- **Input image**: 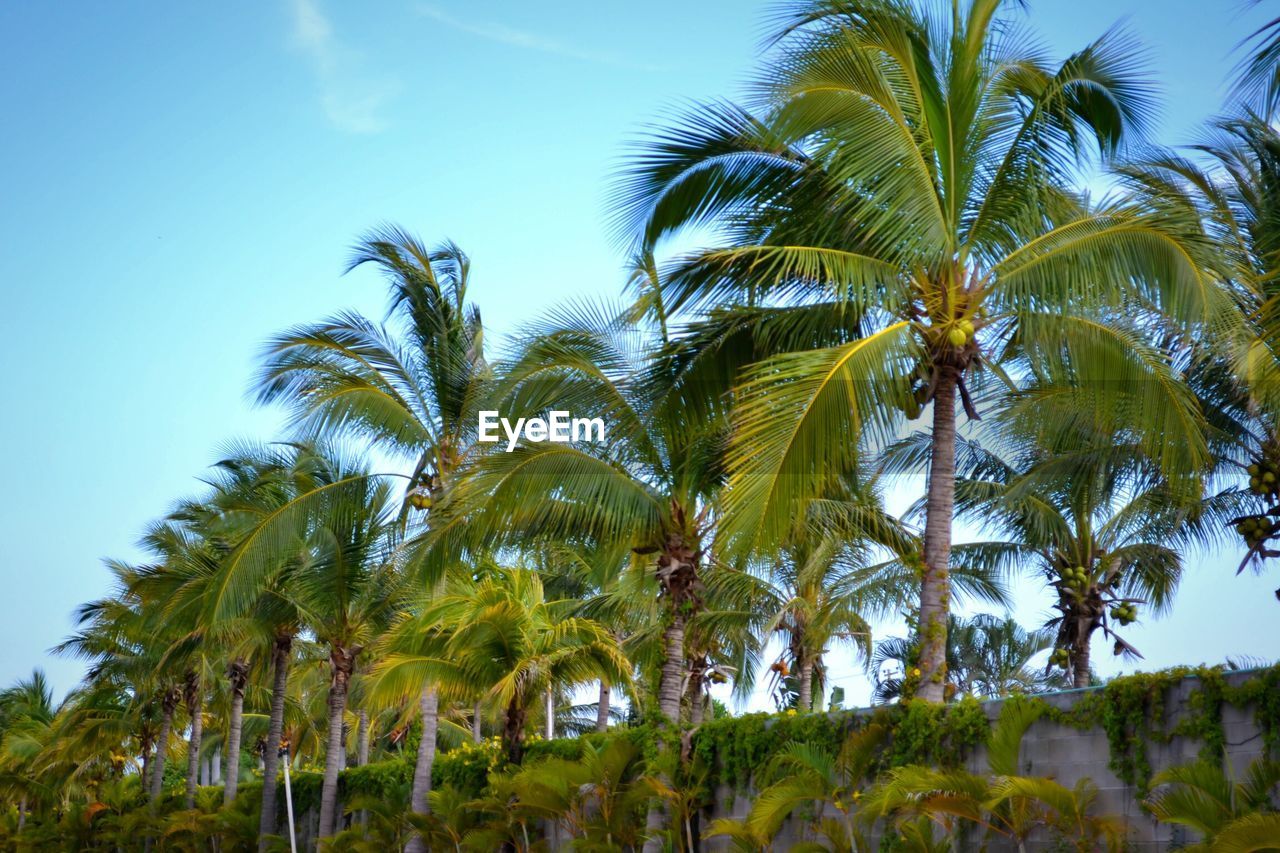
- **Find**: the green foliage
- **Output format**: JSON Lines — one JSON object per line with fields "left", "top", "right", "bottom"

{"left": 888, "top": 697, "right": 989, "bottom": 768}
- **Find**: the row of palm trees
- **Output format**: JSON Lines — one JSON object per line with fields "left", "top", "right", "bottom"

{"left": 8, "top": 0, "right": 1280, "bottom": 846}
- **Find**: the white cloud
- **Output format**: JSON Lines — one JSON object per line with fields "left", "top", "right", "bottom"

{"left": 289, "top": 0, "right": 400, "bottom": 134}
{"left": 418, "top": 4, "right": 664, "bottom": 71}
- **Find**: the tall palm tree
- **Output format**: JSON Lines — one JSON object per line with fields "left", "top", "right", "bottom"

{"left": 255, "top": 227, "right": 488, "bottom": 845}
{"left": 1136, "top": 116, "right": 1280, "bottom": 589}
{"left": 431, "top": 303, "right": 725, "bottom": 728}
{"left": 291, "top": 458, "right": 401, "bottom": 839}
{"left": 54, "top": 564, "right": 182, "bottom": 804}
{"left": 427, "top": 303, "right": 727, "bottom": 846}
{"left": 615, "top": 0, "right": 1230, "bottom": 700}
{"left": 375, "top": 567, "right": 630, "bottom": 765}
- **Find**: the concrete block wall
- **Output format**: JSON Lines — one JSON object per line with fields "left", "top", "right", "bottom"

{"left": 702, "top": 670, "right": 1272, "bottom": 851}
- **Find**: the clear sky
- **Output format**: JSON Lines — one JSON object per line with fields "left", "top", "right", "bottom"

{"left": 3, "top": 0, "right": 1278, "bottom": 706}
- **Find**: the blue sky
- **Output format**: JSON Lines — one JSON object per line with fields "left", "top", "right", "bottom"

{"left": 2, "top": 0, "right": 1278, "bottom": 705}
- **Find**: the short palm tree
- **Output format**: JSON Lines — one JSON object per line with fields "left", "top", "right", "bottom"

{"left": 707, "top": 722, "right": 889, "bottom": 851}
{"left": 870, "top": 614, "right": 1058, "bottom": 703}
{"left": 616, "top": 0, "right": 1231, "bottom": 701}
{"left": 0, "top": 671, "right": 58, "bottom": 829}
{"left": 374, "top": 567, "right": 629, "bottom": 765}
{"left": 866, "top": 699, "right": 1124, "bottom": 851}
{"left": 942, "top": 433, "right": 1231, "bottom": 686}
{"left": 256, "top": 226, "right": 488, "bottom": 845}
{"left": 1145, "top": 755, "right": 1280, "bottom": 849}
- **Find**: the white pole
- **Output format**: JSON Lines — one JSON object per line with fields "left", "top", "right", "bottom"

{"left": 281, "top": 748, "right": 298, "bottom": 853}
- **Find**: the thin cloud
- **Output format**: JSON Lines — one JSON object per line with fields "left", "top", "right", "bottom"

{"left": 289, "top": 0, "right": 400, "bottom": 134}
{"left": 418, "top": 4, "right": 665, "bottom": 71}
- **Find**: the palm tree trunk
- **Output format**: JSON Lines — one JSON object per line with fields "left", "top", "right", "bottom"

{"left": 656, "top": 613, "right": 686, "bottom": 723}
{"left": 258, "top": 634, "right": 292, "bottom": 850}
{"left": 318, "top": 645, "right": 358, "bottom": 835}
{"left": 503, "top": 696, "right": 528, "bottom": 765}
{"left": 545, "top": 686, "right": 555, "bottom": 740}
{"left": 356, "top": 710, "right": 370, "bottom": 765}
{"left": 318, "top": 647, "right": 356, "bottom": 840}
{"left": 224, "top": 659, "right": 248, "bottom": 805}
{"left": 596, "top": 682, "right": 610, "bottom": 733}
{"left": 918, "top": 367, "right": 958, "bottom": 703}
{"left": 151, "top": 690, "right": 178, "bottom": 803}
{"left": 17, "top": 796, "right": 26, "bottom": 831}
{"left": 140, "top": 732, "right": 153, "bottom": 794}
{"left": 643, "top": 611, "right": 686, "bottom": 853}
{"left": 405, "top": 686, "right": 440, "bottom": 853}
{"left": 1073, "top": 637, "right": 1092, "bottom": 689}
{"left": 798, "top": 659, "right": 814, "bottom": 712}
{"left": 472, "top": 700, "right": 483, "bottom": 743}
{"left": 183, "top": 674, "right": 204, "bottom": 809}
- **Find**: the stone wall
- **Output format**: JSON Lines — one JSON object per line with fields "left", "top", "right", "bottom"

{"left": 702, "top": 669, "right": 1272, "bottom": 851}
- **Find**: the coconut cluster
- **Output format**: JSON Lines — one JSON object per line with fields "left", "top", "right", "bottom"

{"left": 1058, "top": 564, "right": 1090, "bottom": 594}
{"left": 1049, "top": 647, "right": 1070, "bottom": 669}
{"left": 408, "top": 490, "right": 432, "bottom": 510}
{"left": 946, "top": 319, "right": 976, "bottom": 348}
{"left": 1235, "top": 514, "right": 1272, "bottom": 548}
{"left": 1110, "top": 602, "right": 1138, "bottom": 625}
{"left": 1248, "top": 458, "right": 1280, "bottom": 497}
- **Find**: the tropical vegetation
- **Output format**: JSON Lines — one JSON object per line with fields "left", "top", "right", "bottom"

{"left": 6, "top": 0, "right": 1280, "bottom": 849}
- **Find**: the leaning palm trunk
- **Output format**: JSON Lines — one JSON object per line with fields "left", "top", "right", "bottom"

{"left": 404, "top": 686, "right": 440, "bottom": 853}
{"left": 224, "top": 659, "right": 248, "bottom": 804}
{"left": 150, "top": 688, "right": 179, "bottom": 803}
{"left": 472, "top": 700, "right": 483, "bottom": 743}
{"left": 183, "top": 673, "right": 204, "bottom": 809}
{"left": 318, "top": 646, "right": 357, "bottom": 839}
{"left": 918, "top": 369, "right": 958, "bottom": 703}
{"left": 258, "top": 635, "right": 292, "bottom": 849}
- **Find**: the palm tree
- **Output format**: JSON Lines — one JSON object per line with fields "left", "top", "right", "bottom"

{"left": 707, "top": 722, "right": 889, "bottom": 851}
{"left": 718, "top": 476, "right": 926, "bottom": 712}
{"left": 1146, "top": 755, "right": 1280, "bottom": 849}
{"left": 431, "top": 302, "right": 724, "bottom": 728}
{"left": 940, "top": 433, "right": 1231, "bottom": 687}
{"left": 871, "top": 614, "right": 1060, "bottom": 703}
{"left": 374, "top": 567, "right": 630, "bottom": 765}
{"left": 53, "top": 564, "right": 181, "bottom": 804}
{"left": 865, "top": 699, "right": 1124, "bottom": 851}
{"left": 426, "top": 301, "right": 726, "bottom": 845}
{"left": 1136, "top": 116, "right": 1280, "bottom": 588}
{"left": 0, "top": 671, "right": 58, "bottom": 830}
{"left": 255, "top": 227, "right": 488, "bottom": 845}
{"left": 616, "top": 0, "right": 1230, "bottom": 701}
{"left": 292, "top": 458, "right": 401, "bottom": 839}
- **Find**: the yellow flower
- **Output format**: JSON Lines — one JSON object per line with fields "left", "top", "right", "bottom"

{"left": 786, "top": 709, "right": 797, "bottom": 716}
{"left": 911, "top": 668, "right": 921, "bottom": 677}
